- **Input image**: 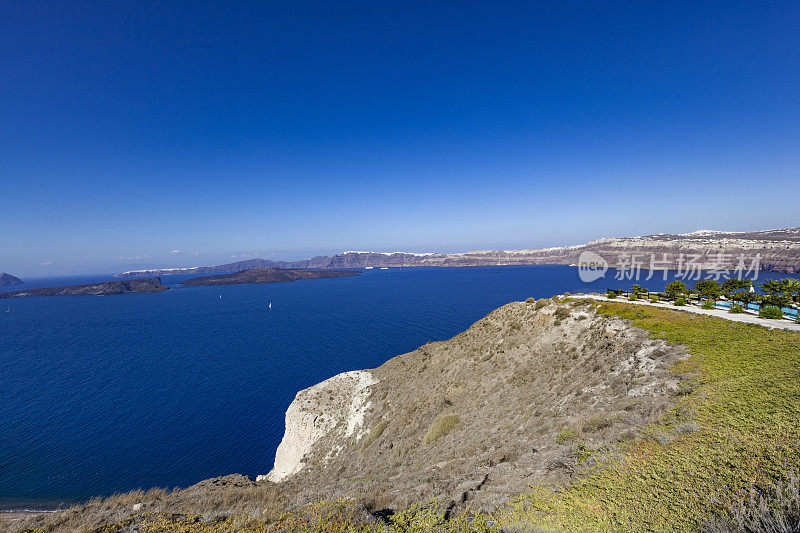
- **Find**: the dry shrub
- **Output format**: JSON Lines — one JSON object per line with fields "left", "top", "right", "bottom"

{"left": 5, "top": 477, "right": 286, "bottom": 533}
{"left": 703, "top": 471, "right": 800, "bottom": 532}
{"left": 361, "top": 420, "right": 390, "bottom": 450}
{"left": 584, "top": 414, "right": 614, "bottom": 432}
{"left": 553, "top": 307, "right": 571, "bottom": 323}
{"left": 424, "top": 414, "right": 461, "bottom": 444}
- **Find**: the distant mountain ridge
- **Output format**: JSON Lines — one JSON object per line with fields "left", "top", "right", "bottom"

{"left": 115, "top": 227, "right": 800, "bottom": 277}
{"left": 116, "top": 257, "right": 332, "bottom": 277}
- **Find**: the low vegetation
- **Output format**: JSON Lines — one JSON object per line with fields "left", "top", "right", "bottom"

{"left": 759, "top": 305, "right": 784, "bottom": 319}
{"left": 555, "top": 428, "right": 578, "bottom": 444}
{"left": 496, "top": 302, "right": 800, "bottom": 531}
{"left": 703, "top": 472, "right": 800, "bottom": 532}
{"left": 423, "top": 414, "right": 461, "bottom": 444}
{"left": 361, "top": 420, "right": 390, "bottom": 450}
{"left": 5, "top": 477, "right": 287, "bottom": 533}
{"left": 534, "top": 298, "right": 550, "bottom": 310}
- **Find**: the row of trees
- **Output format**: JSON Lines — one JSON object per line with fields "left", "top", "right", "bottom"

{"left": 661, "top": 278, "right": 800, "bottom": 309}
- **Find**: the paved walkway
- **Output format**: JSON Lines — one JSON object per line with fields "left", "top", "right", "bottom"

{"left": 573, "top": 293, "right": 800, "bottom": 332}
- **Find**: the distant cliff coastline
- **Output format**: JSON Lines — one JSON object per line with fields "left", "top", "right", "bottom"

{"left": 0, "top": 277, "right": 168, "bottom": 298}
{"left": 181, "top": 267, "right": 360, "bottom": 286}
{"left": 115, "top": 227, "right": 800, "bottom": 277}
{"left": 0, "top": 273, "right": 24, "bottom": 286}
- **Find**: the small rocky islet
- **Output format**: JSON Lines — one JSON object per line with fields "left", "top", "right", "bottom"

{"left": 0, "top": 272, "right": 24, "bottom": 286}
{"left": 181, "top": 267, "right": 360, "bottom": 286}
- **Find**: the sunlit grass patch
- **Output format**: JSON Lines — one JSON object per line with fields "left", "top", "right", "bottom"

{"left": 424, "top": 414, "right": 461, "bottom": 444}
{"left": 495, "top": 302, "right": 800, "bottom": 531}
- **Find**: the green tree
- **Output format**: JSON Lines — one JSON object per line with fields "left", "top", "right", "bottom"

{"left": 721, "top": 278, "right": 751, "bottom": 294}
{"left": 735, "top": 290, "right": 759, "bottom": 310}
{"left": 694, "top": 279, "right": 721, "bottom": 302}
{"left": 630, "top": 284, "right": 649, "bottom": 296}
{"left": 761, "top": 279, "right": 784, "bottom": 295}
{"left": 761, "top": 279, "right": 792, "bottom": 309}
{"left": 780, "top": 278, "right": 800, "bottom": 303}
{"left": 765, "top": 292, "right": 792, "bottom": 309}
{"left": 721, "top": 278, "right": 752, "bottom": 305}
{"left": 664, "top": 281, "right": 689, "bottom": 300}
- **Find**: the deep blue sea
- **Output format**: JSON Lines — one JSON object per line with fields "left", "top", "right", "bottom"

{"left": 1, "top": 266, "right": 797, "bottom": 510}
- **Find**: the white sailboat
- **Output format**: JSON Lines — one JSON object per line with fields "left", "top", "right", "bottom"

{"left": 268, "top": 302, "right": 272, "bottom": 309}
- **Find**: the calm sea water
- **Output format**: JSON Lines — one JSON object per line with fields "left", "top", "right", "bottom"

{"left": 1, "top": 266, "right": 797, "bottom": 510}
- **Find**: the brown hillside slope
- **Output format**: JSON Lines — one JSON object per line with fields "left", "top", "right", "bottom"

{"left": 270, "top": 297, "right": 688, "bottom": 513}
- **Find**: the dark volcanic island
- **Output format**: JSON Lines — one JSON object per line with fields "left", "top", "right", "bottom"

{"left": 181, "top": 267, "right": 360, "bottom": 286}
{"left": 0, "top": 273, "right": 24, "bottom": 286}
{"left": 0, "top": 277, "right": 168, "bottom": 298}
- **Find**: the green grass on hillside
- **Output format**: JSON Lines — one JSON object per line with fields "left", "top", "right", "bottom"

{"left": 361, "top": 420, "right": 390, "bottom": 450}
{"left": 423, "top": 414, "right": 461, "bottom": 444}
{"left": 498, "top": 302, "right": 800, "bottom": 532}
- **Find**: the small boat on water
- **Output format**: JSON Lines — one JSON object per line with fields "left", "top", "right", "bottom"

{"left": 5, "top": 306, "right": 13, "bottom": 313}
{"left": 268, "top": 302, "right": 272, "bottom": 309}
{"left": 219, "top": 294, "right": 222, "bottom": 299}
{"left": 380, "top": 267, "right": 389, "bottom": 270}
{"left": 364, "top": 266, "right": 374, "bottom": 270}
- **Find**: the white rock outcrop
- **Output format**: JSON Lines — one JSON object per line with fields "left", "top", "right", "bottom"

{"left": 258, "top": 370, "right": 378, "bottom": 483}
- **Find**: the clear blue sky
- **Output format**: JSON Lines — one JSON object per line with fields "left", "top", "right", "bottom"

{"left": 2, "top": 1, "right": 799, "bottom": 276}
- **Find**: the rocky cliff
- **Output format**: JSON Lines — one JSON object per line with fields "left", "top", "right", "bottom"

{"left": 259, "top": 297, "right": 688, "bottom": 512}
{"left": 258, "top": 371, "right": 378, "bottom": 483}
{"left": 0, "top": 277, "right": 168, "bottom": 298}
{"left": 324, "top": 228, "right": 800, "bottom": 272}
{"left": 0, "top": 273, "right": 24, "bottom": 286}
{"left": 116, "top": 227, "right": 800, "bottom": 277}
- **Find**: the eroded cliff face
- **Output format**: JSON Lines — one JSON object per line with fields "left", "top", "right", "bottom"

{"left": 260, "top": 297, "right": 689, "bottom": 512}
{"left": 259, "top": 370, "right": 378, "bottom": 483}
{"left": 324, "top": 229, "right": 800, "bottom": 272}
